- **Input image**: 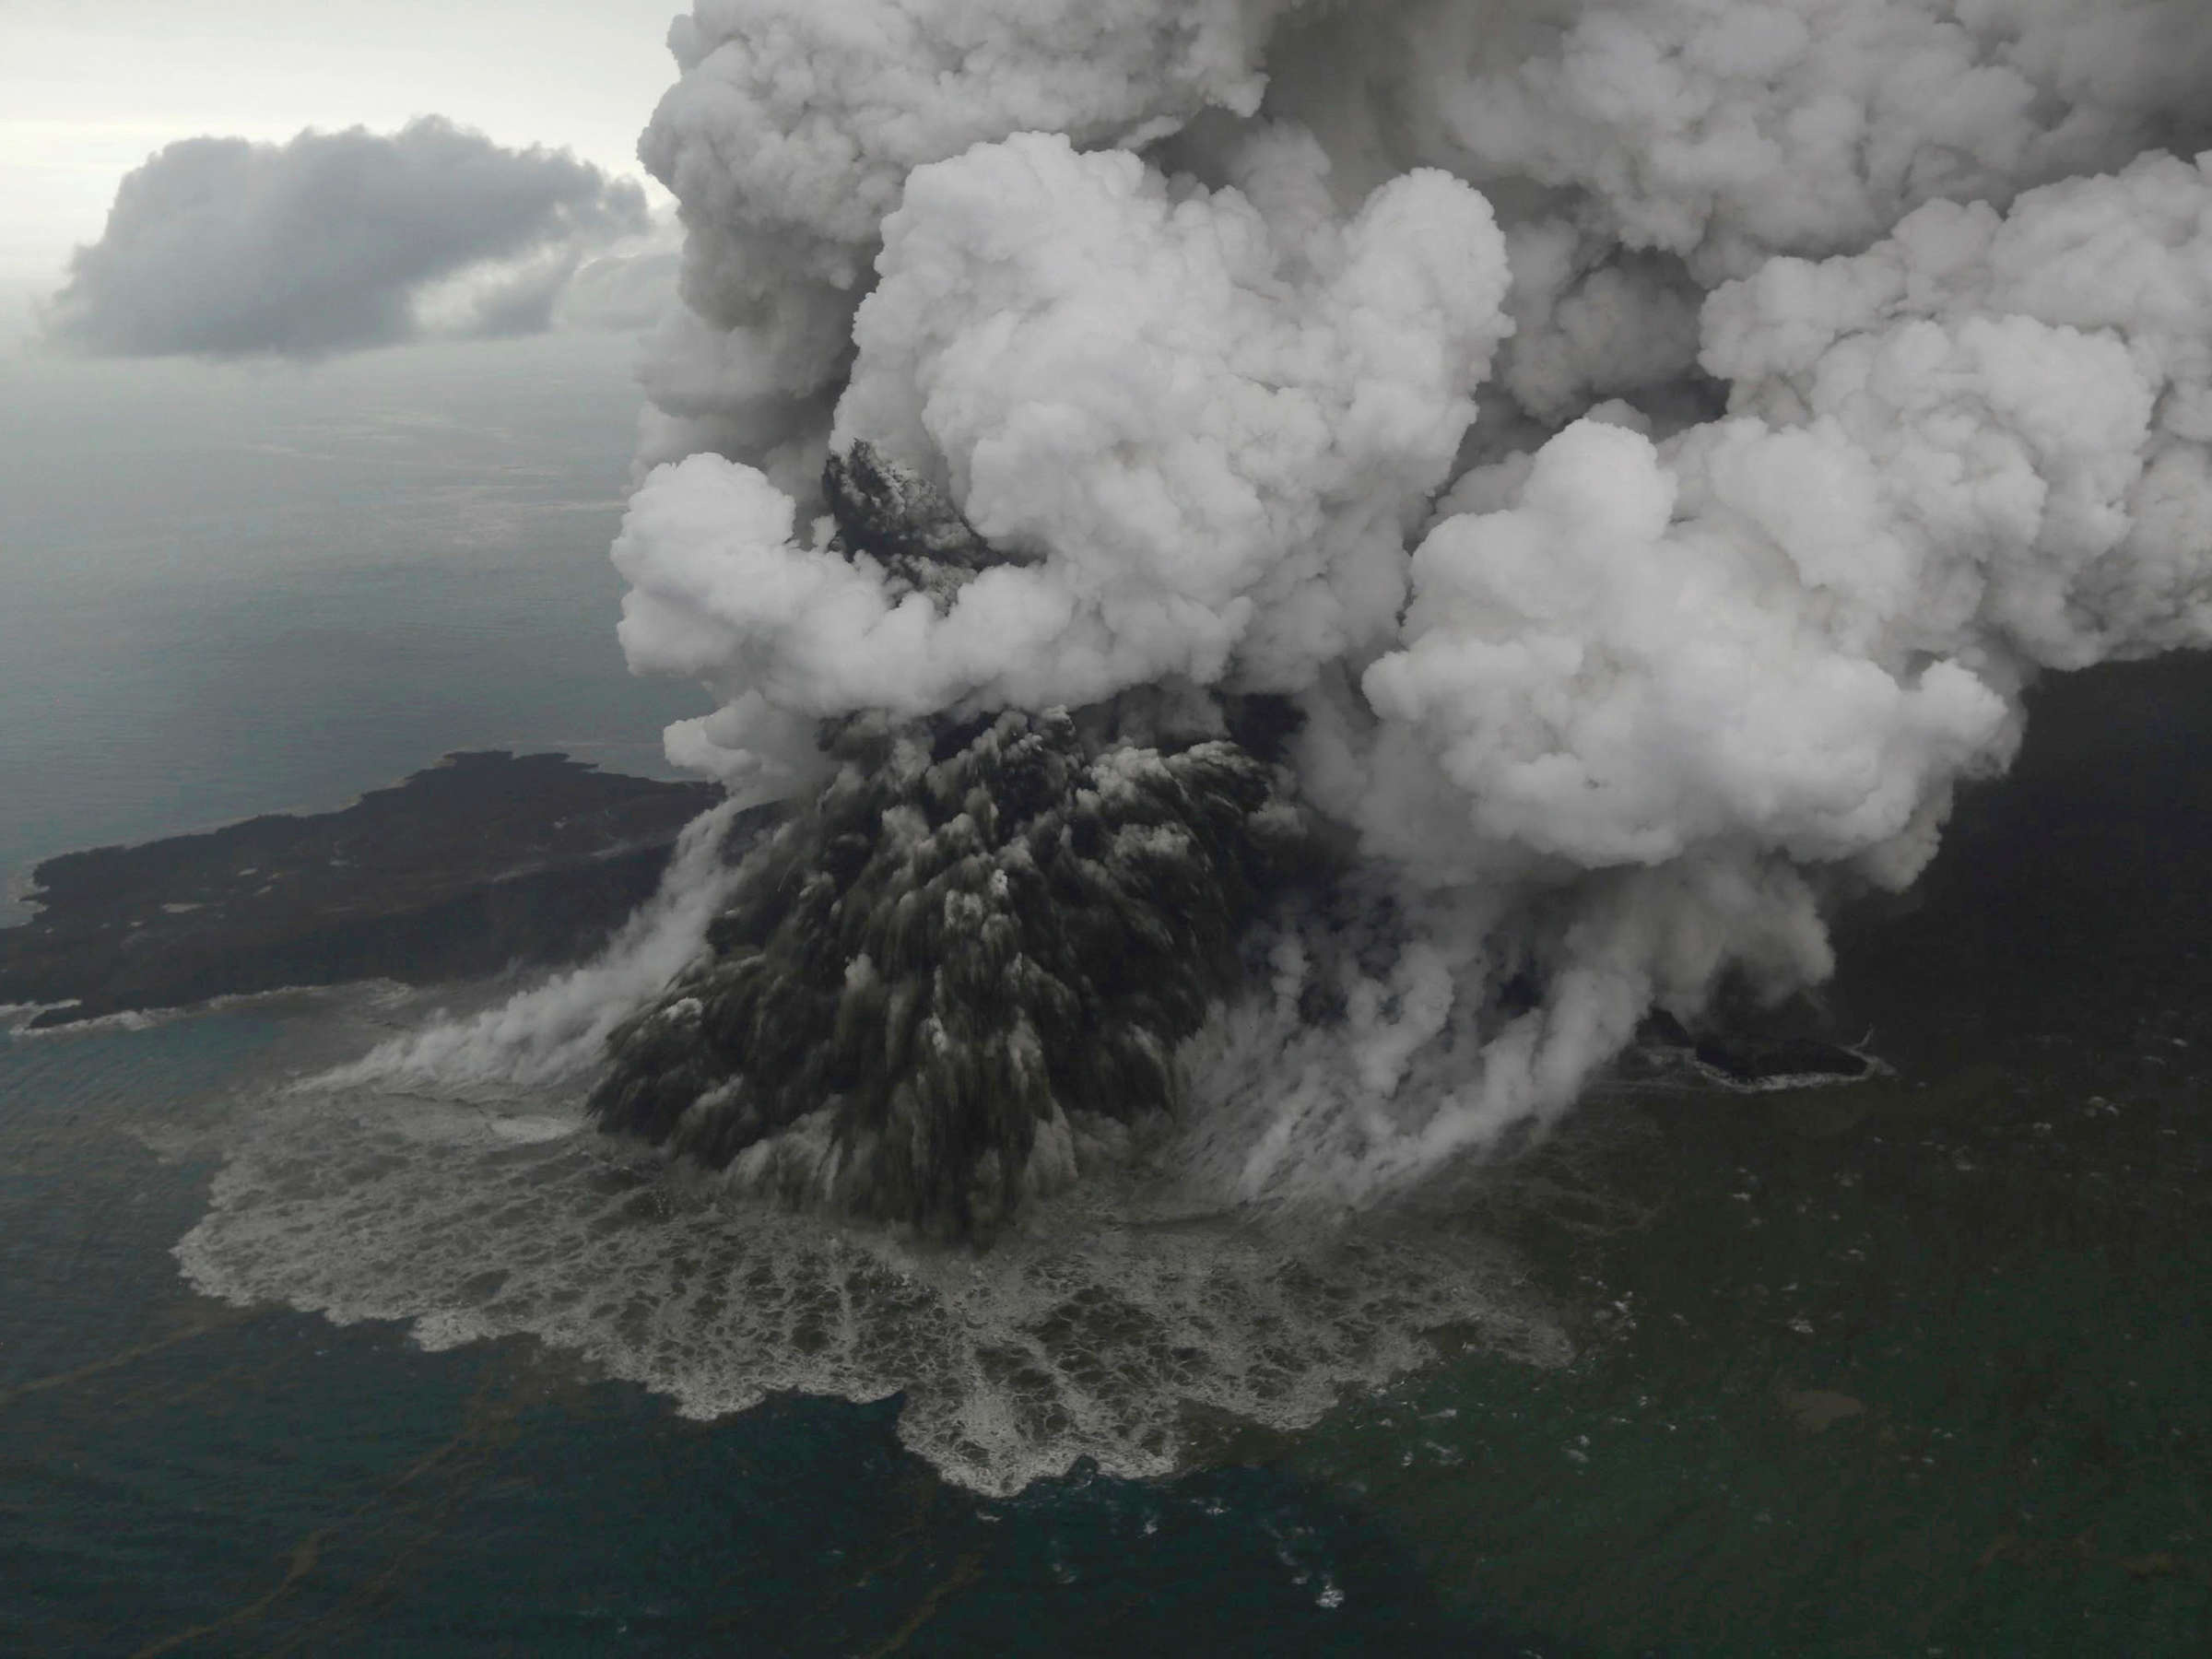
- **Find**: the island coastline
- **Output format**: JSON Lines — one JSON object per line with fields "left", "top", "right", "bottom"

{"left": 0, "top": 750, "right": 728, "bottom": 1030}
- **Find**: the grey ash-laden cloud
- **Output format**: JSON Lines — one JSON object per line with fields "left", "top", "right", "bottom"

{"left": 46, "top": 116, "right": 652, "bottom": 359}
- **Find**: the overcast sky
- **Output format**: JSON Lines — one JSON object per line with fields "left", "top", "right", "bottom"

{"left": 0, "top": 1, "right": 686, "bottom": 334}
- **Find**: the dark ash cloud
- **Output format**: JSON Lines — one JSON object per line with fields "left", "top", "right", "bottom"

{"left": 47, "top": 117, "right": 651, "bottom": 359}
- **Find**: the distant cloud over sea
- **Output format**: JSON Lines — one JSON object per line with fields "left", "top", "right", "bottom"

{"left": 46, "top": 117, "right": 653, "bottom": 359}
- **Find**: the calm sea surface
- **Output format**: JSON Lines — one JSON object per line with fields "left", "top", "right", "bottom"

{"left": 0, "top": 336, "right": 699, "bottom": 918}
{"left": 1, "top": 338, "right": 2206, "bottom": 1654}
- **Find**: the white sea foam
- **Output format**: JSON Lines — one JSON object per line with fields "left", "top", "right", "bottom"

{"left": 3, "top": 982, "right": 417, "bottom": 1042}
{"left": 6, "top": 1002, "right": 167, "bottom": 1038}
{"left": 177, "top": 1038, "right": 1568, "bottom": 1496}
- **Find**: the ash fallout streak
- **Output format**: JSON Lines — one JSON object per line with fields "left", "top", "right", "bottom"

{"left": 376, "top": 0, "right": 2212, "bottom": 1236}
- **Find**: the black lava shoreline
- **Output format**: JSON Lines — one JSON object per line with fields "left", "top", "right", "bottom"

{"left": 0, "top": 752, "right": 721, "bottom": 1030}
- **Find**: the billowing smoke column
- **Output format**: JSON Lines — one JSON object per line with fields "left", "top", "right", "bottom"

{"left": 594, "top": 0, "right": 2212, "bottom": 1230}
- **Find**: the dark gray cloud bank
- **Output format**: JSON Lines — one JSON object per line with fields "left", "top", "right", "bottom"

{"left": 47, "top": 117, "right": 653, "bottom": 359}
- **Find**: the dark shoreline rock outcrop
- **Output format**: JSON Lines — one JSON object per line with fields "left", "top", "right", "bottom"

{"left": 0, "top": 751, "right": 719, "bottom": 1030}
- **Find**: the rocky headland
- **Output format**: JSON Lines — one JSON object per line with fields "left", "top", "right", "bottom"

{"left": 0, "top": 751, "right": 720, "bottom": 1030}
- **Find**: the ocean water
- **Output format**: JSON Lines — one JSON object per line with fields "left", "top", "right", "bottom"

{"left": 0, "top": 335, "right": 700, "bottom": 919}
{"left": 3, "top": 337, "right": 2206, "bottom": 1653}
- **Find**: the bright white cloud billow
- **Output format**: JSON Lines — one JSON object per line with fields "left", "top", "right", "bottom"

{"left": 616, "top": 128, "right": 1512, "bottom": 764}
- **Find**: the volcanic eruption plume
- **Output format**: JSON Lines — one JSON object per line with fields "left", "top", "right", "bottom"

{"left": 384, "top": 0, "right": 2212, "bottom": 1236}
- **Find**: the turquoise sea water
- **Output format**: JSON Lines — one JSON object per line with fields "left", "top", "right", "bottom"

{"left": 2, "top": 337, "right": 2206, "bottom": 1653}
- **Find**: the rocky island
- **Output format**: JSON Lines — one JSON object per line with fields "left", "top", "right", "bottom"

{"left": 0, "top": 751, "right": 720, "bottom": 1030}
{"left": 591, "top": 446, "right": 1312, "bottom": 1240}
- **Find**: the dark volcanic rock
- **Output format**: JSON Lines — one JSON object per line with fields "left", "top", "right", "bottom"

{"left": 823, "top": 441, "right": 1039, "bottom": 603}
{"left": 1632, "top": 1008, "right": 1878, "bottom": 1090}
{"left": 1688, "top": 1032, "right": 1878, "bottom": 1088}
{"left": 0, "top": 751, "right": 719, "bottom": 1029}
{"left": 591, "top": 708, "right": 1309, "bottom": 1241}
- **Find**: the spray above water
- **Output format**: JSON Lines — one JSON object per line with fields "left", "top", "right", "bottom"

{"left": 321, "top": 797, "right": 756, "bottom": 1090}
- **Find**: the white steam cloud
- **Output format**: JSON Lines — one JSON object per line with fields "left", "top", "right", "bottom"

{"left": 321, "top": 800, "right": 749, "bottom": 1090}
{"left": 585, "top": 1, "right": 2212, "bottom": 1204}
{"left": 48, "top": 119, "right": 653, "bottom": 359}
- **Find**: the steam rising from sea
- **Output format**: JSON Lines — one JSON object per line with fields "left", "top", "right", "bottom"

{"left": 187, "top": 0, "right": 2212, "bottom": 1486}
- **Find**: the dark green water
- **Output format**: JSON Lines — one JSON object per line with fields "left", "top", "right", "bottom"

{"left": 1296, "top": 1059, "right": 2208, "bottom": 1654}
